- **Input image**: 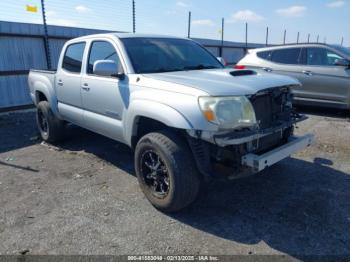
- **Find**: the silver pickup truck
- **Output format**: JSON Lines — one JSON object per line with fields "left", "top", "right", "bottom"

{"left": 28, "top": 33, "right": 313, "bottom": 212}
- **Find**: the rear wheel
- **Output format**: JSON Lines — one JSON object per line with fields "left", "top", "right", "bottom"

{"left": 36, "top": 101, "right": 65, "bottom": 143}
{"left": 135, "top": 130, "right": 201, "bottom": 212}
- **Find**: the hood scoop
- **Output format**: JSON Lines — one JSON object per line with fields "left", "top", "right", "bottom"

{"left": 230, "top": 70, "right": 257, "bottom": 77}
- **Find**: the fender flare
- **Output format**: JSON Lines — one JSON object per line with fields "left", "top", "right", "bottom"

{"left": 32, "top": 78, "right": 60, "bottom": 118}
{"left": 124, "top": 99, "right": 194, "bottom": 146}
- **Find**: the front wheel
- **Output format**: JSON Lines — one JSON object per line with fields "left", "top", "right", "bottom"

{"left": 135, "top": 130, "right": 201, "bottom": 212}
{"left": 36, "top": 101, "right": 65, "bottom": 143}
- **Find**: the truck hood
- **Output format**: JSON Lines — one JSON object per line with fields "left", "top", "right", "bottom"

{"left": 143, "top": 68, "right": 300, "bottom": 96}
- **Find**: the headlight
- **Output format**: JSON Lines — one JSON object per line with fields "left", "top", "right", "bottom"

{"left": 198, "top": 96, "right": 256, "bottom": 129}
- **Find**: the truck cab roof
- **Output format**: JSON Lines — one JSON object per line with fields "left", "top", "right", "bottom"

{"left": 70, "top": 33, "right": 188, "bottom": 42}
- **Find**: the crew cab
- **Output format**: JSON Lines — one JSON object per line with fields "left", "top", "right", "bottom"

{"left": 28, "top": 33, "right": 313, "bottom": 212}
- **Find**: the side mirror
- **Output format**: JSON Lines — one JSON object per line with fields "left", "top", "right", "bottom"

{"left": 217, "top": 57, "right": 227, "bottom": 66}
{"left": 93, "top": 60, "right": 125, "bottom": 79}
{"left": 334, "top": 58, "right": 350, "bottom": 67}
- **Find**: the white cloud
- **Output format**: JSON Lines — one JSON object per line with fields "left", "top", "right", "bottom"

{"left": 275, "top": 6, "right": 307, "bottom": 17}
{"left": 46, "top": 10, "right": 57, "bottom": 17}
{"left": 49, "top": 18, "right": 77, "bottom": 27}
{"left": 228, "top": 10, "right": 264, "bottom": 23}
{"left": 166, "top": 1, "right": 188, "bottom": 15}
{"left": 326, "top": 1, "right": 345, "bottom": 8}
{"left": 192, "top": 19, "right": 215, "bottom": 27}
{"left": 44, "top": 10, "right": 76, "bottom": 27}
{"left": 176, "top": 1, "right": 188, "bottom": 7}
{"left": 75, "top": 5, "right": 92, "bottom": 13}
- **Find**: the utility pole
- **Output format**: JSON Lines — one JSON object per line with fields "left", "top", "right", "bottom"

{"left": 297, "top": 32, "right": 299, "bottom": 44}
{"left": 341, "top": 37, "right": 344, "bottom": 46}
{"left": 187, "top": 11, "right": 191, "bottom": 38}
{"left": 283, "top": 30, "right": 286, "bottom": 45}
{"left": 265, "top": 26, "right": 269, "bottom": 46}
{"left": 307, "top": 34, "right": 310, "bottom": 43}
{"left": 245, "top": 22, "right": 248, "bottom": 50}
{"left": 220, "top": 18, "right": 224, "bottom": 57}
{"left": 132, "top": 0, "right": 136, "bottom": 33}
{"left": 40, "top": 0, "right": 51, "bottom": 70}
{"left": 317, "top": 35, "right": 319, "bottom": 43}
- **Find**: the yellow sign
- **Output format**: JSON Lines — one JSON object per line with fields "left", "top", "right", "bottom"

{"left": 26, "top": 5, "right": 38, "bottom": 13}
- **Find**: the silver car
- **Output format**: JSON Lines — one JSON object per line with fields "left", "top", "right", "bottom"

{"left": 237, "top": 44, "right": 350, "bottom": 109}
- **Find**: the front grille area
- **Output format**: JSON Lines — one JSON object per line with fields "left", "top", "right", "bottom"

{"left": 250, "top": 87, "right": 292, "bottom": 129}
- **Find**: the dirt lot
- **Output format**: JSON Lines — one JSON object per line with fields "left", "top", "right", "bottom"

{"left": 0, "top": 108, "right": 349, "bottom": 258}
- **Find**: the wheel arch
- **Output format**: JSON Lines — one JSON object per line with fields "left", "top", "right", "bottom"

{"left": 125, "top": 100, "right": 194, "bottom": 148}
{"left": 32, "top": 79, "right": 60, "bottom": 118}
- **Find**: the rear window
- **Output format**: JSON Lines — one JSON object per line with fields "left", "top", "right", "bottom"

{"left": 271, "top": 48, "right": 301, "bottom": 64}
{"left": 257, "top": 51, "right": 272, "bottom": 60}
{"left": 62, "top": 42, "right": 86, "bottom": 73}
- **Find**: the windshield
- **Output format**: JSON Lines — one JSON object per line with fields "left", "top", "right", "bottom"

{"left": 121, "top": 37, "right": 224, "bottom": 74}
{"left": 332, "top": 45, "right": 350, "bottom": 58}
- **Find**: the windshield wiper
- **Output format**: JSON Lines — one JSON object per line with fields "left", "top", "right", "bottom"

{"left": 183, "top": 64, "right": 219, "bottom": 70}
{"left": 151, "top": 67, "right": 184, "bottom": 73}
{"left": 144, "top": 65, "right": 219, "bottom": 74}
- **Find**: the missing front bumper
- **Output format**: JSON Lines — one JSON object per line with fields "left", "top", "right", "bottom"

{"left": 187, "top": 115, "right": 307, "bottom": 147}
{"left": 241, "top": 133, "right": 314, "bottom": 172}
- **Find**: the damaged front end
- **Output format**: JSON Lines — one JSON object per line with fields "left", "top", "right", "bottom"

{"left": 187, "top": 85, "right": 314, "bottom": 180}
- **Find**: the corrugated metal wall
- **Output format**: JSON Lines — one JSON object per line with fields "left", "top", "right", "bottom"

{"left": 0, "top": 21, "right": 110, "bottom": 109}
{"left": 0, "top": 36, "right": 46, "bottom": 108}
{"left": 0, "top": 75, "right": 30, "bottom": 108}
{"left": 48, "top": 39, "right": 67, "bottom": 70}
{"left": 0, "top": 36, "right": 48, "bottom": 71}
{"left": 0, "top": 21, "right": 264, "bottom": 110}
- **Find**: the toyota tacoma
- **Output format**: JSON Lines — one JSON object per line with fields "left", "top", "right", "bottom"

{"left": 28, "top": 33, "right": 314, "bottom": 212}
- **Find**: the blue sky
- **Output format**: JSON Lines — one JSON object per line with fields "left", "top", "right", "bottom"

{"left": 1, "top": 0, "right": 349, "bottom": 46}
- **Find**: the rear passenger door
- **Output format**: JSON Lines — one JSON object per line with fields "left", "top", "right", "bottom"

{"left": 56, "top": 42, "right": 85, "bottom": 125}
{"left": 261, "top": 48, "right": 307, "bottom": 98}
{"left": 80, "top": 40, "right": 126, "bottom": 142}
{"left": 297, "top": 47, "right": 350, "bottom": 106}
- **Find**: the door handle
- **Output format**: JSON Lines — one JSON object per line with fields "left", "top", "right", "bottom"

{"left": 262, "top": 67, "right": 273, "bottom": 72}
{"left": 302, "top": 70, "right": 313, "bottom": 76}
{"left": 82, "top": 83, "right": 90, "bottom": 91}
{"left": 57, "top": 79, "right": 63, "bottom": 86}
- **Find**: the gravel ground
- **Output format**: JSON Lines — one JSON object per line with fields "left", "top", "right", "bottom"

{"left": 0, "top": 108, "right": 349, "bottom": 258}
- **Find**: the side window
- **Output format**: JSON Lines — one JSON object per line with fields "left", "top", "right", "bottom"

{"left": 306, "top": 48, "right": 344, "bottom": 66}
{"left": 62, "top": 42, "right": 86, "bottom": 73}
{"left": 257, "top": 51, "right": 272, "bottom": 61}
{"left": 271, "top": 48, "right": 301, "bottom": 64}
{"left": 87, "top": 41, "right": 121, "bottom": 74}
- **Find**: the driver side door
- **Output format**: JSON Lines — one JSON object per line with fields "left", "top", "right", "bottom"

{"left": 81, "top": 40, "right": 127, "bottom": 142}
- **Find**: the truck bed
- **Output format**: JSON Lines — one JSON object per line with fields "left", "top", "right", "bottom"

{"left": 30, "top": 69, "right": 56, "bottom": 74}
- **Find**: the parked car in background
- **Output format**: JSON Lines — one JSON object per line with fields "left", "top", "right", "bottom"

{"left": 236, "top": 44, "right": 350, "bottom": 109}
{"left": 28, "top": 33, "right": 313, "bottom": 212}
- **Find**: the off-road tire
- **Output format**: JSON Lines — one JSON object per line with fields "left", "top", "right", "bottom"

{"left": 36, "top": 101, "right": 65, "bottom": 143}
{"left": 135, "top": 130, "right": 201, "bottom": 212}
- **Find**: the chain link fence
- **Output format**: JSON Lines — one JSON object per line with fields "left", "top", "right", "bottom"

{"left": 1, "top": 0, "right": 346, "bottom": 45}
{"left": 0, "top": 0, "right": 347, "bottom": 109}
